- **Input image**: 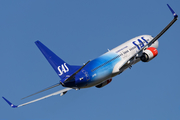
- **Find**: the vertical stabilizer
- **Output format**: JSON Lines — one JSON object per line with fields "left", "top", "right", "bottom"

{"left": 35, "top": 41, "right": 81, "bottom": 79}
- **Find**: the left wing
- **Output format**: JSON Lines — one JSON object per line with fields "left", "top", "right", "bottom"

{"left": 144, "top": 4, "right": 178, "bottom": 48}
{"left": 2, "top": 88, "right": 72, "bottom": 108}
{"left": 118, "top": 4, "right": 178, "bottom": 72}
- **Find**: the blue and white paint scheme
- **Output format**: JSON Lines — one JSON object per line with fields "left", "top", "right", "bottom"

{"left": 2, "top": 4, "right": 178, "bottom": 108}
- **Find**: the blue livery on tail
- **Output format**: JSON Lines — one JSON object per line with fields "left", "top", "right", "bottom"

{"left": 35, "top": 41, "right": 81, "bottom": 80}
{"left": 2, "top": 4, "right": 178, "bottom": 108}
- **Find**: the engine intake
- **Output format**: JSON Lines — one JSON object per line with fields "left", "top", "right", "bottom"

{"left": 140, "top": 47, "right": 158, "bottom": 62}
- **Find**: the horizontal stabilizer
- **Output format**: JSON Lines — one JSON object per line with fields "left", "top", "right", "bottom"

{"left": 63, "top": 60, "right": 91, "bottom": 83}
{"left": 21, "top": 83, "right": 61, "bottom": 100}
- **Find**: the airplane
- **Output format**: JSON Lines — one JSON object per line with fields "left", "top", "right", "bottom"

{"left": 2, "top": 4, "right": 178, "bottom": 108}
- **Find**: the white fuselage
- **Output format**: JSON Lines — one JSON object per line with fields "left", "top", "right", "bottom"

{"left": 79, "top": 35, "right": 158, "bottom": 88}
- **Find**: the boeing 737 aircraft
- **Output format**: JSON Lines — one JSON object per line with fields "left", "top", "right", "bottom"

{"left": 3, "top": 4, "right": 178, "bottom": 108}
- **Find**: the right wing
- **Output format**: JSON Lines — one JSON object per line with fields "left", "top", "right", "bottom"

{"left": 2, "top": 87, "right": 72, "bottom": 108}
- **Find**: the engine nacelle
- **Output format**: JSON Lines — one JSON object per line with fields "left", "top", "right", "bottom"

{"left": 95, "top": 78, "right": 112, "bottom": 88}
{"left": 140, "top": 47, "right": 158, "bottom": 62}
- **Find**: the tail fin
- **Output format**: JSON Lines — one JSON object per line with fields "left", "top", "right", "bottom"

{"left": 35, "top": 41, "right": 81, "bottom": 79}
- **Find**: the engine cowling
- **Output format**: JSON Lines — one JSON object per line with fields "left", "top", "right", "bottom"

{"left": 140, "top": 47, "right": 158, "bottom": 62}
{"left": 96, "top": 78, "right": 112, "bottom": 88}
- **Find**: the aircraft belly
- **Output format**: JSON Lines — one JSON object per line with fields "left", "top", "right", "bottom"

{"left": 79, "top": 52, "right": 121, "bottom": 88}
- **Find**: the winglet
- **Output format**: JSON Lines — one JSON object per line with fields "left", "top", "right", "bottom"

{"left": 167, "top": 4, "right": 178, "bottom": 18}
{"left": 2, "top": 97, "right": 18, "bottom": 108}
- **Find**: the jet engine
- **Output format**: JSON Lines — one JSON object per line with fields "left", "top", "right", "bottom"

{"left": 96, "top": 78, "right": 112, "bottom": 88}
{"left": 140, "top": 47, "right": 158, "bottom": 62}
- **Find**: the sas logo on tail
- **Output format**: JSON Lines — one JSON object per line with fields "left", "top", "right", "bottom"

{"left": 57, "top": 63, "right": 69, "bottom": 76}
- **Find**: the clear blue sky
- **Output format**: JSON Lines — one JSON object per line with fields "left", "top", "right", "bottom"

{"left": 1, "top": 0, "right": 180, "bottom": 120}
